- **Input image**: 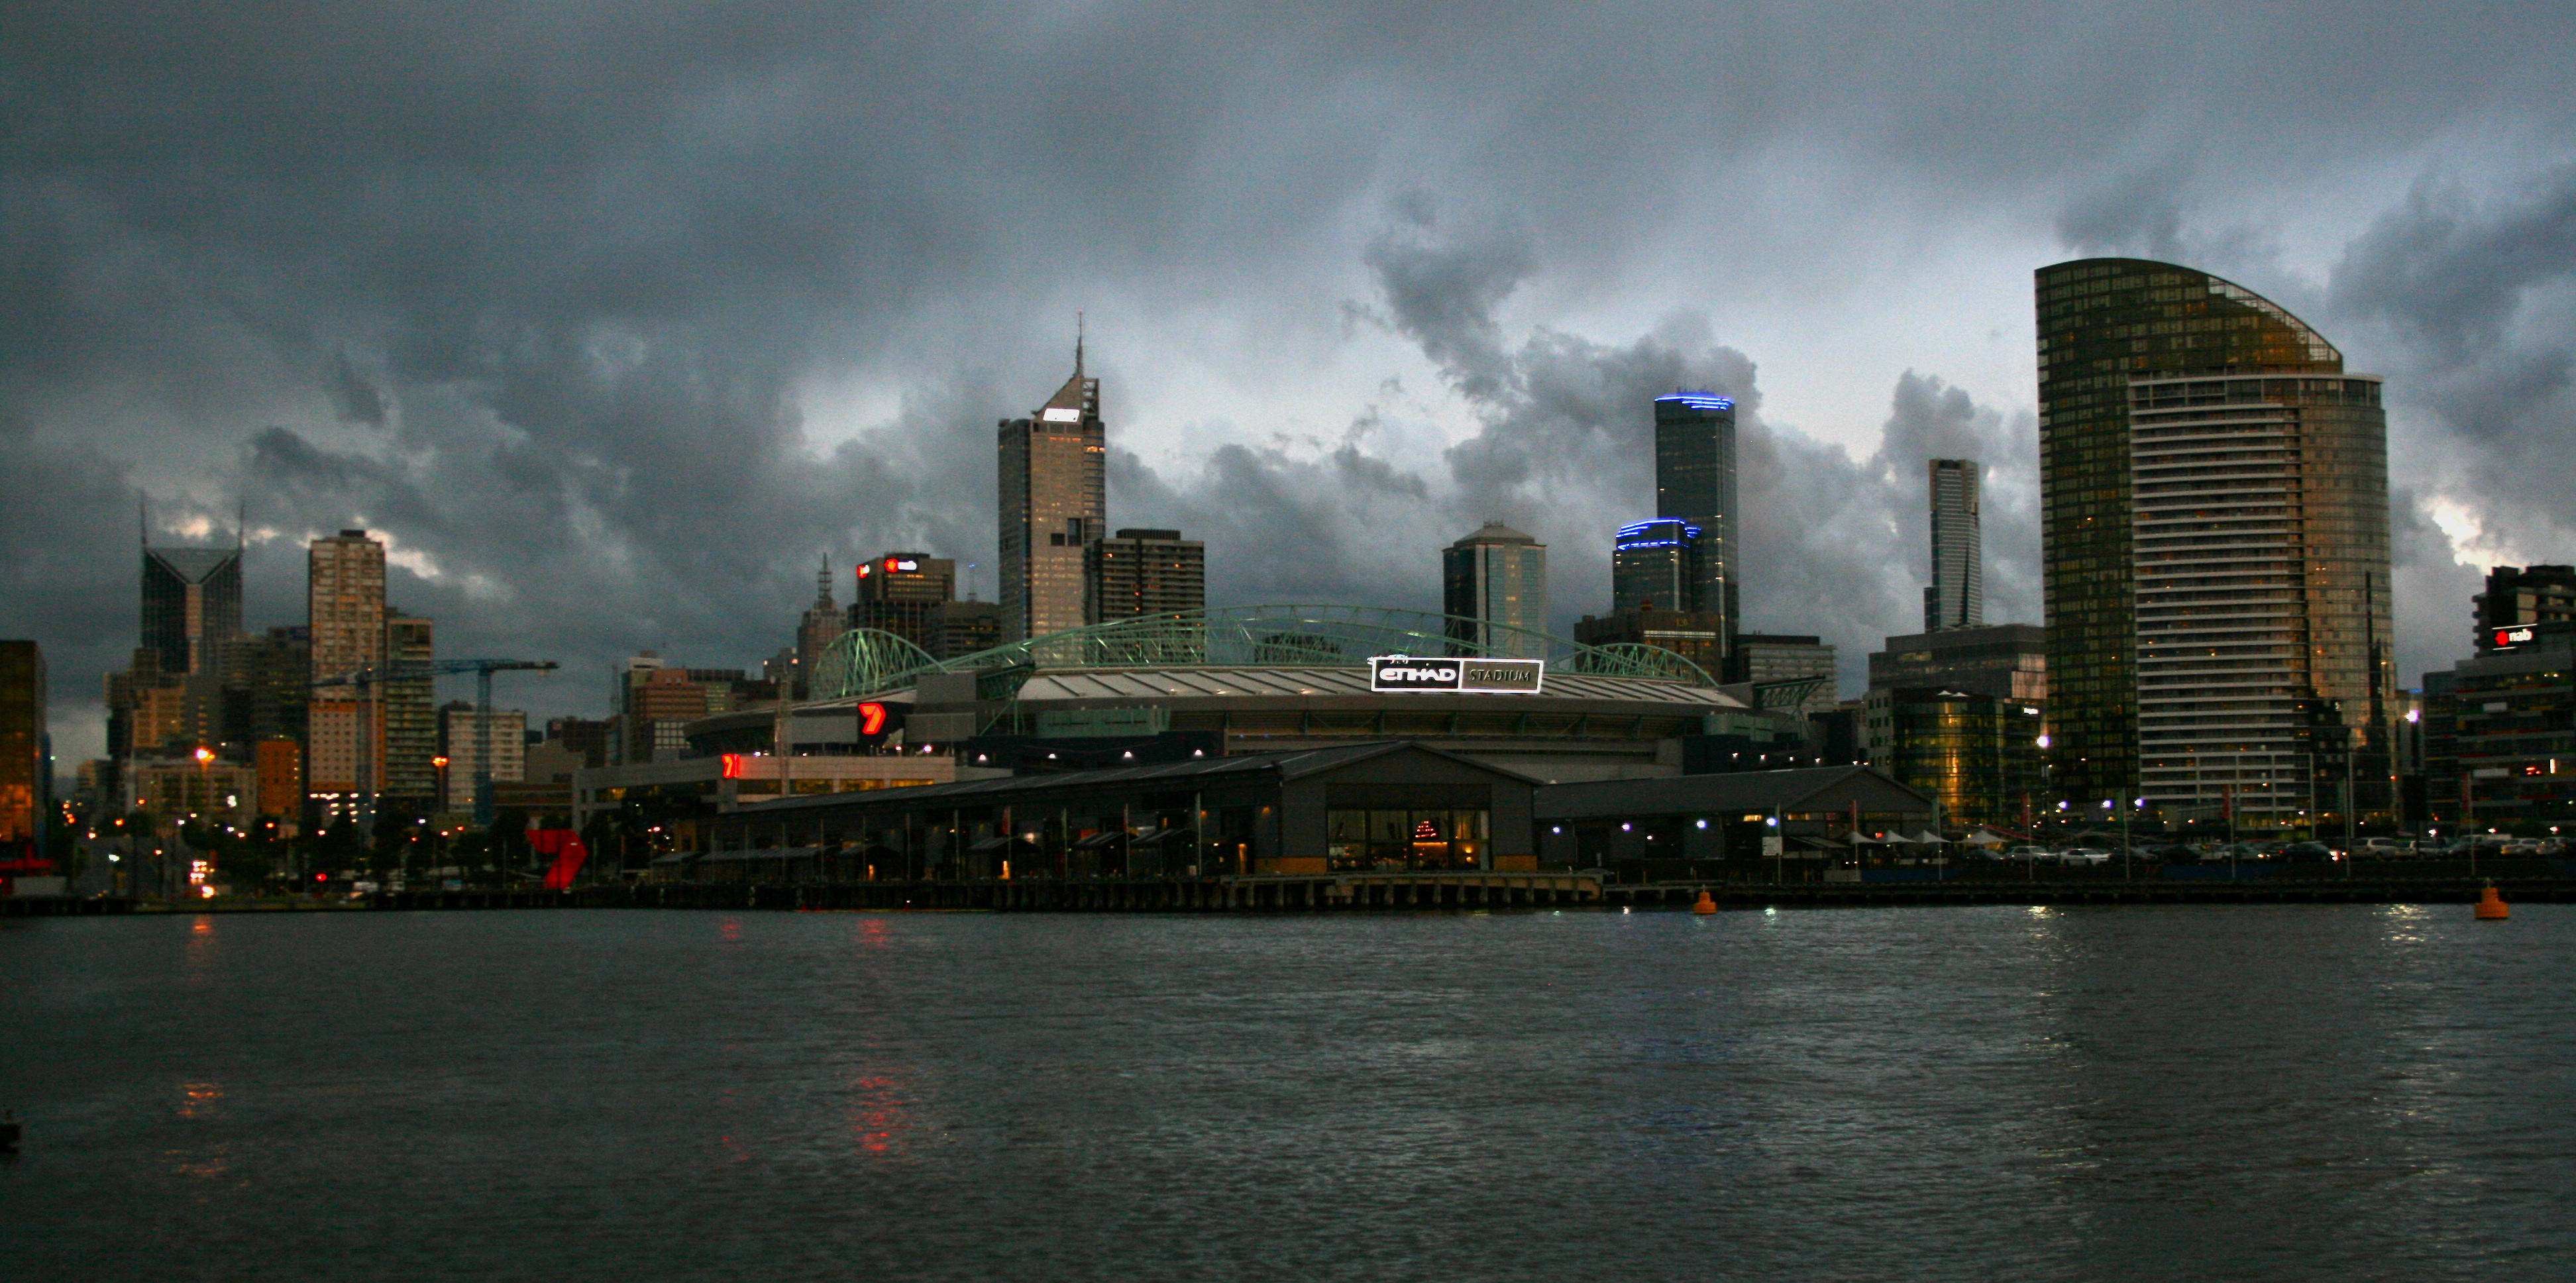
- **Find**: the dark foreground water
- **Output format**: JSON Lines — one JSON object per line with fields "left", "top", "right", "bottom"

{"left": 3, "top": 904, "right": 2571, "bottom": 1282}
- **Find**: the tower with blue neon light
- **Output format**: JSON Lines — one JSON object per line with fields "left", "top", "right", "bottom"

{"left": 1650, "top": 390, "right": 1739, "bottom": 652}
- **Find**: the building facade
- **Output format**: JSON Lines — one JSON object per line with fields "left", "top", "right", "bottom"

{"left": 307, "top": 530, "right": 387, "bottom": 807}
{"left": 792, "top": 560, "right": 843, "bottom": 699}
{"left": 1088, "top": 529, "right": 1205, "bottom": 625}
{"left": 439, "top": 703, "right": 527, "bottom": 814}
{"left": 1652, "top": 393, "right": 1740, "bottom": 659}
{"left": 997, "top": 349, "right": 1106, "bottom": 644}
{"left": 1727, "top": 635, "right": 1838, "bottom": 716}
{"left": 1866, "top": 625, "right": 2047, "bottom": 703}
{"left": 2476, "top": 564, "right": 2576, "bottom": 637}
{"left": 1442, "top": 523, "right": 1548, "bottom": 658}
{"left": 1862, "top": 687, "right": 2045, "bottom": 831}
{"left": 380, "top": 613, "right": 438, "bottom": 805}
{"left": 1612, "top": 519, "right": 1700, "bottom": 615}
{"left": 2035, "top": 258, "right": 2392, "bottom": 825}
{"left": 1925, "top": 458, "right": 1983, "bottom": 633}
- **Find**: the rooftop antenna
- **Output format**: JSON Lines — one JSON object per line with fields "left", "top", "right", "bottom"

{"left": 816, "top": 553, "right": 833, "bottom": 607}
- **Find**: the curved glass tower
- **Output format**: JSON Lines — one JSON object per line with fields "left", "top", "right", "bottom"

{"left": 2036, "top": 259, "right": 2392, "bottom": 827}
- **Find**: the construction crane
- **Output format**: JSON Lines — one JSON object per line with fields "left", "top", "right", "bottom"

{"left": 311, "top": 658, "right": 559, "bottom": 828}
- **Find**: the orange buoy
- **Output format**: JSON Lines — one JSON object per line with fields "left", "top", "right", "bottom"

{"left": 2475, "top": 885, "right": 2510, "bottom": 921}
{"left": 1691, "top": 890, "right": 1717, "bottom": 916}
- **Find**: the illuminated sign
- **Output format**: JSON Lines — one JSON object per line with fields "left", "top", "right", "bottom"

{"left": 885, "top": 557, "right": 918, "bottom": 573}
{"left": 1040, "top": 407, "right": 1083, "bottom": 423}
{"left": 856, "top": 563, "right": 870, "bottom": 578}
{"left": 2495, "top": 627, "right": 2536, "bottom": 647}
{"left": 1654, "top": 392, "right": 1735, "bottom": 412}
{"left": 1368, "top": 655, "right": 1545, "bottom": 693}
{"left": 857, "top": 702, "right": 888, "bottom": 736}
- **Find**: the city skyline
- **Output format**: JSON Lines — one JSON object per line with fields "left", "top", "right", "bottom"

{"left": 7, "top": 4, "right": 2572, "bottom": 768}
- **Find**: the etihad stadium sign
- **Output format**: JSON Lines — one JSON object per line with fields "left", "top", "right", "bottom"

{"left": 1368, "top": 655, "right": 1545, "bottom": 694}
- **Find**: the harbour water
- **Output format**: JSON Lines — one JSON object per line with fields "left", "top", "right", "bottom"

{"left": 3, "top": 903, "right": 2571, "bottom": 1280}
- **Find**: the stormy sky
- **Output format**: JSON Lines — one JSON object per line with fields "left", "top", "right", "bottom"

{"left": 5, "top": 1, "right": 2574, "bottom": 768}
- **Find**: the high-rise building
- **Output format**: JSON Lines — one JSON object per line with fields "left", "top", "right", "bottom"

{"left": 439, "top": 701, "right": 526, "bottom": 815}
{"left": 1862, "top": 688, "right": 2043, "bottom": 831}
{"left": 380, "top": 613, "right": 437, "bottom": 805}
{"left": 0, "top": 641, "right": 47, "bottom": 864}
{"left": 1924, "top": 458, "right": 1983, "bottom": 633}
{"left": 141, "top": 544, "right": 242, "bottom": 677}
{"left": 998, "top": 343, "right": 1106, "bottom": 644}
{"left": 1611, "top": 519, "right": 1699, "bottom": 615}
{"left": 1866, "top": 625, "right": 2047, "bottom": 703}
{"left": 1652, "top": 393, "right": 1740, "bottom": 659}
{"left": 1442, "top": 523, "right": 1548, "bottom": 659}
{"left": 1727, "top": 635, "right": 1838, "bottom": 717}
{"left": 253, "top": 739, "right": 301, "bottom": 820}
{"left": 2475, "top": 565, "right": 2576, "bottom": 638}
{"left": 852, "top": 552, "right": 957, "bottom": 652}
{"left": 1089, "top": 529, "right": 1205, "bottom": 625}
{"left": 216, "top": 625, "right": 311, "bottom": 747}
{"left": 307, "top": 530, "right": 387, "bottom": 807}
{"left": 792, "top": 559, "right": 844, "bottom": 699}
{"left": 2036, "top": 258, "right": 2392, "bottom": 825}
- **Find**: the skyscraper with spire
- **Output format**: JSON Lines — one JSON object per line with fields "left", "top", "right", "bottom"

{"left": 139, "top": 501, "right": 244, "bottom": 678}
{"left": 997, "top": 328, "right": 1106, "bottom": 644}
{"left": 1924, "top": 458, "right": 1983, "bottom": 633}
{"left": 794, "top": 557, "right": 843, "bottom": 698}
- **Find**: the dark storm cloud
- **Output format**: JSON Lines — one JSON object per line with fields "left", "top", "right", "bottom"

{"left": 3, "top": 0, "right": 2572, "bottom": 764}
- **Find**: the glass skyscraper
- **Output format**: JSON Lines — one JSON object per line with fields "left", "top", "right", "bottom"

{"left": 1652, "top": 393, "right": 1739, "bottom": 655}
{"left": 2036, "top": 258, "right": 2392, "bottom": 825}
{"left": 1443, "top": 523, "right": 1548, "bottom": 659}
{"left": 997, "top": 344, "right": 1106, "bottom": 645}
{"left": 1611, "top": 519, "right": 1699, "bottom": 616}
{"left": 141, "top": 544, "right": 242, "bottom": 677}
{"left": 1924, "top": 458, "right": 1982, "bottom": 632}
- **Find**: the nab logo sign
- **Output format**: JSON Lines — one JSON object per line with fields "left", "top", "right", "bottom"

{"left": 1371, "top": 657, "right": 1462, "bottom": 691}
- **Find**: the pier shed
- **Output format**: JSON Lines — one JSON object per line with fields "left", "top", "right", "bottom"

{"left": 698, "top": 741, "right": 1540, "bottom": 879}
{"left": 1536, "top": 764, "right": 1937, "bottom": 868}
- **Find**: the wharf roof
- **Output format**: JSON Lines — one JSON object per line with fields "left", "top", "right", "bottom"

{"left": 730, "top": 741, "right": 1538, "bottom": 818}
{"left": 1534, "top": 765, "right": 1935, "bottom": 819}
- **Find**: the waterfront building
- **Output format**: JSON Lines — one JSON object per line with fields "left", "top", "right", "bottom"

{"left": 1653, "top": 392, "right": 1741, "bottom": 659}
{"left": 307, "top": 530, "right": 387, "bottom": 811}
{"left": 253, "top": 738, "right": 300, "bottom": 820}
{"left": 2476, "top": 564, "right": 2576, "bottom": 637}
{"left": 997, "top": 342, "right": 1106, "bottom": 644}
{"left": 1727, "top": 635, "right": 1838, "bottom": 716}
{"left": 217, "top": 625, "right": 311, "bottom": 748}
{"left": 1925, "top": 458, "right": 1983, "bottom": 633}
{"left": 438, "top": 702, "right": 526, "bottom": 815}
{"left": 142, "top": 542, "right": 242, "bottom": 677}
{"left": 2035, "top": 258, "right": 2392, "bottom": 826}
{"left": 1089, "top": 529, "right": 1205, "bottom": 626}
{"left": 853, "top": 552, "right": 957, "bottom": 652}
{"left": 1861, "top": 687, "right": 2045, "bottom": 831}
{"left": 380, "top": 613, "right": 437, "bottom": 805}
{"left": 2422, "top": 620, "right": 2576, "bottom": 831}
{"left": 123, "top": 752, "right": 259, "bottom": 830}
{"left": 1866, "top": 625, "right": 2047, "bottom": 703}
{"left": 0, "top": 641, "right": 47, "bottom": 864}
{"left": 1443, "top": 523, "right": 1548, "bottom": 658}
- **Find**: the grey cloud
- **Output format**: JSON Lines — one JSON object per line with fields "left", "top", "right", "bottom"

{"left": 327, "top": 354, "right": 388, "bottom": 427}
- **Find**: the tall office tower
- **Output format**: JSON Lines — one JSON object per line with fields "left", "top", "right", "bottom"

{"left": 788, "top": 559, "right": 845, "bottom": 699}
{"left": 2475, "top": 564, "right": 2576, "bottom": 637}
{"left": 307, "top": 529, "right": 387, "bottom": 809}
{"left": 1924, "top": 458, "right": 1984, "bottom": 632}
{"left": 852, "top": 552, "right": 958, "bottom": 652}
{"left": 998, "top": 342, "right": 1106, "bottom": 644}
{"left": 141, "top": 542, "right": 243, "bottom": 677}
{"left": 438, "top": 702, "right": 526, "bottom": 814}
{"left": 380, "top": 613, "right": 437, "bottom": 804}
{"left": 1653, "top": 392, "right": 1741, "bottom": 660}
{"left": 0, "top": 641, "right": 45, "bottom": 864}
{"left": 1727, "top": 634, "right": 1839, "bottom": 716}
{"left": 1088, "top": 529, "right": 1205, "bottom": 625}
{"left": 1443, "top": 523, "right": 1548, "bottom": 658}
{"left": 1611, "top": 519, "right": 1700, "bottom": 615}
{"left": 2037, "top": 259, "right": 2392, "bottom": 825}
{"left": 216, "top": 625, "right": 311, "bottom": 746}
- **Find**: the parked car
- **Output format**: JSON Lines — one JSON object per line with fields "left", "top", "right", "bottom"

{"left": 2004, "top": 845, "right": 2052, "bottom": 862}
{"left": 2281, "top": 841, "right": 2335, "bottom": 862}
{"left": 2149, "top": 843, "right": 2200, "bottom": 863}
{"left": 2500, "top": 839, "right": 2544, "bottom": 856}
{"left": 2360, "top": 837, "right": 2406, "bottom": 856}
{"left": 2059, "top": 847, "right": 2112, "bottom": 866}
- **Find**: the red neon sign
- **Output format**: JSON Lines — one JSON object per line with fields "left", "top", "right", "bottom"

{"left": 722, "top": 753, "right": 745, "bottom": 779}
{"left": 859, "top": 703, "right": 887, "bottom": 735}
